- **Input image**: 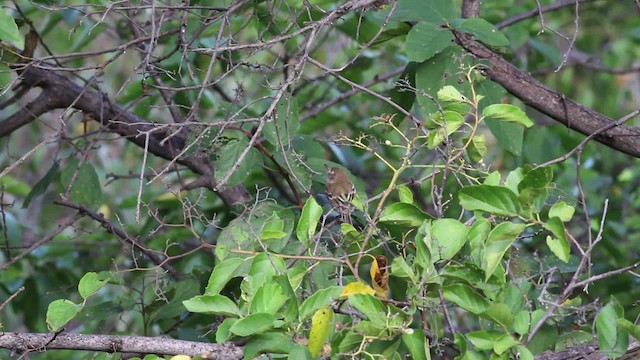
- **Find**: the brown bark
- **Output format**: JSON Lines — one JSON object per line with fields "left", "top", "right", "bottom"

{"left": 453, "top": 32, "right": 640, "bottom": 158}
{"left": 1, "top": 65, "right": 250, "bottom": 205}
{"left": 0, "top": 332, "right": 242, "bottom": 359}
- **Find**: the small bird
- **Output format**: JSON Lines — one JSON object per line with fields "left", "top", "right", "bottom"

{"left": 325, "top": 165, "right": 356, "bottom": 224}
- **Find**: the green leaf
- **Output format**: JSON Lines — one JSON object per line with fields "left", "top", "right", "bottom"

{"left": 214, "top": 243, "right": 230, "bottom": 261}
{"left": 493, "top": 334, "right": 518, "bottom": 355}
{"left": 247, "top": 253, "right": 286, "bottom": 292}
{"left": 518, "top": 166, "right": 553, "bottom": 190}
{"left": 214, "top": 138, "right": 262, "bottom": 188}
{"left": 264, "top": 96, "right": 300, "bottom": 146}
{"left": 453, "top": 333, "right": 470, "bottom": 357}
{"left": 504, "top": 168, "right": 524, "bottom": 195}
{"left": 218, "top": 202, "right": 294, "bottom": 252}
{"left": 379, "top": 202, "right": 432, "bottom": 227}
{"left": 229, "top": 313, "right": 275, "bottom": 337}
{"left": 431, "top": 218, "right": 469, "bottom": 261}
{"left": 469, "top": 217, "right": 490, "bottom": 266}
{"left": 553, "top": 330, "right": 592, "bottom": 351}
{"left": 215, "top": 318, "right": 238, "bottom": 343}
{"left": 308, "top": 306, "right": 334, "bottom": 357}
{"left": 458, "top": 185, "right": 520, "bottom": 216}
{"left": 46, "top": 299, "right": 82, "bottom": 332}
{"left": 244, "top": 332, "right": 294, "bottom": 359}
{"left": 464, "top": 134, "right": 487, "bottom": 163}
{"left": 617, "top": 318, "right": 640, "bottom": 341}
{"left": 425, "top": 110, "right": 465, "bottom": 129}
{"left": 441, "top": 263, "right": 486, "bottom": 284}
{"left": 513, "top": 345, "right": 534, "bottom": 360}
{"left": 406, "top": 23, "right": 453, "bottom": 63}
{"left": 466, "top": 330, "right": 503, "bottom": 350}
{"left": 348, "top": 294, "right": 387, "bottom": 324}
{"left": 543, "top": 217, "right": 570, "bottom": 263}
{"left": 23, "top": 162, "right": 60, "bottom": 208}
{"left": 452, "top": 18, "right": 509, "bottom": 47}
{"left": 182, "top": 295, "right": 241, "bottom": 316}
{"left": 250, "top": 281, "right": 288, "bottom": 315}
{"left": 61, "top": 159, "right": 103, "bottom": 209}
{"left": 517, "top": 166, "right": 553, "bottom": 213}
{"left": 415, "top": 221, "right": 438, "bottom": 284}
{"left": 514, "top": 309, "right": 545, "bottom": 336}
{"left": 426, "top": 111, "right": 465, "bottom": 148}
{"left": 0, "top": 9, "right": 24, "bottom": 50}
{"left": 288, "top": 344, "right": 313, "bottom": 360}
{"left": 484, "top": 171, "right": 501, "bottom": 186}
{"left": 261, "top": 212, "right": 287, "bottom": 240}
{"left": 549, "top": 202, "right": 575, "bottom": 222}
{"left": 397, "top": 185, "right": 414, "bottom": 204}
{"left": 596, "top": 299, "right": 628, "bottom": 357}
{"left": 393, "top": 0, "right": 456, "bottom": 23}
{"left": 338, "top": 331, "right": 365, "bottom": 354}
{"left": 442, "top": 284, "right": 490, "bottom": 314}
{"left": 415, "top": 47, "right": 457, "bottom": 116}
{"left": 0, "top": 175, "right": 30, "bottom": 197}
{"left": 475, "top": 79, "right": 522, "bottom": 155}
{"left": 287, "top": 265, "right": 308, "bottom": 292}
{"left": 78, "top": 272, "right": 109, "bottom": 300}
{"left": 483, "top": 222, "right": 527, "bottom": 281}
{"left": 205, "top": 257, "right": 245, "bottom": 295}
{"left": 296, "top": 196, "right": 323, "bottom": 244}
{"left": 485, "top": 119, "right": 524, "bottom": 156}
{"left": 276, "top": 274, "right": 299, "bottom": 322}
{"left": 437, "top": 85, "right": 468, "bottom": 103}
{"left": 482, "top": 104, "right": 533, "bottom": 127}
{"left": 402, "top": 329, "right": 430, "bottom": 360}
{"left": 391, "top": 256, "right": 417, "bottom": 283}
{"left": 481, "top": 303, "right": 513, "bottom": 329}
{"left": 299, "top": 286, "right": 343, "bottom": 321}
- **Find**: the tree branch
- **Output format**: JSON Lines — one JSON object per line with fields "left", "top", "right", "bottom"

{"left": 496, "top": 0, "right": 595, "bottom": 30}
{"left": 453, "top": 31, "right": 640, "bottom": 158}
{"left": 1, "top": 65, "right": 251, "bottom": 206}
{"left": 0, "top": 332, "right": 242, "bottom": 360}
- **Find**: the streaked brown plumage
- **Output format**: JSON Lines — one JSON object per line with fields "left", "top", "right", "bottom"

{"left": 325, "top": 165, "right": 356, "bottom": 224}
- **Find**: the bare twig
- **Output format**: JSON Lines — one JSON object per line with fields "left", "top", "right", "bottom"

{"left": 0, "top": 213, "right": 83, "bottom": 271}
{"left": 54, "top": 200, "right": 183, "bottom": 279}
{"left": 496, "top": 0, "right": 594, "bottom": 30}
{"left": 0, "top": 286, "right": 25, "bottom": 312}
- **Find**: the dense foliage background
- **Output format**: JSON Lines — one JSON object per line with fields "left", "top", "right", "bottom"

{"left": 2, "top": 0, "right": 640, "bottom": 359}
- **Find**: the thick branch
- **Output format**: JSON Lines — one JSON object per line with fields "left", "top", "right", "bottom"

{"left": 461, "top": 0, "right": 481, "bottom": 18}
{"left": 0, "top": 332, "right": 242, "bottom": 360}
{"left": 0, "top": 90, "right": 64, "bottom": 135}
{"left": 1, "top": 65, "right": 250, "bottom": 205}
{"left": 454, "top": 32, "right": 640, "bottom": 158}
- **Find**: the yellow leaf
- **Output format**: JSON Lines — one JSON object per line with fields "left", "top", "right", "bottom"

{"left": 308, "top": 306, "right": 334, "bottom": 357}
{"left": 169, "top": 356, "right": 191, "bottom": 360}
{"left": 339, "top": 281, "right": 375, "bottom": 300}
{"left": 370, "top": 255, "right": 390, "bottom": 299}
